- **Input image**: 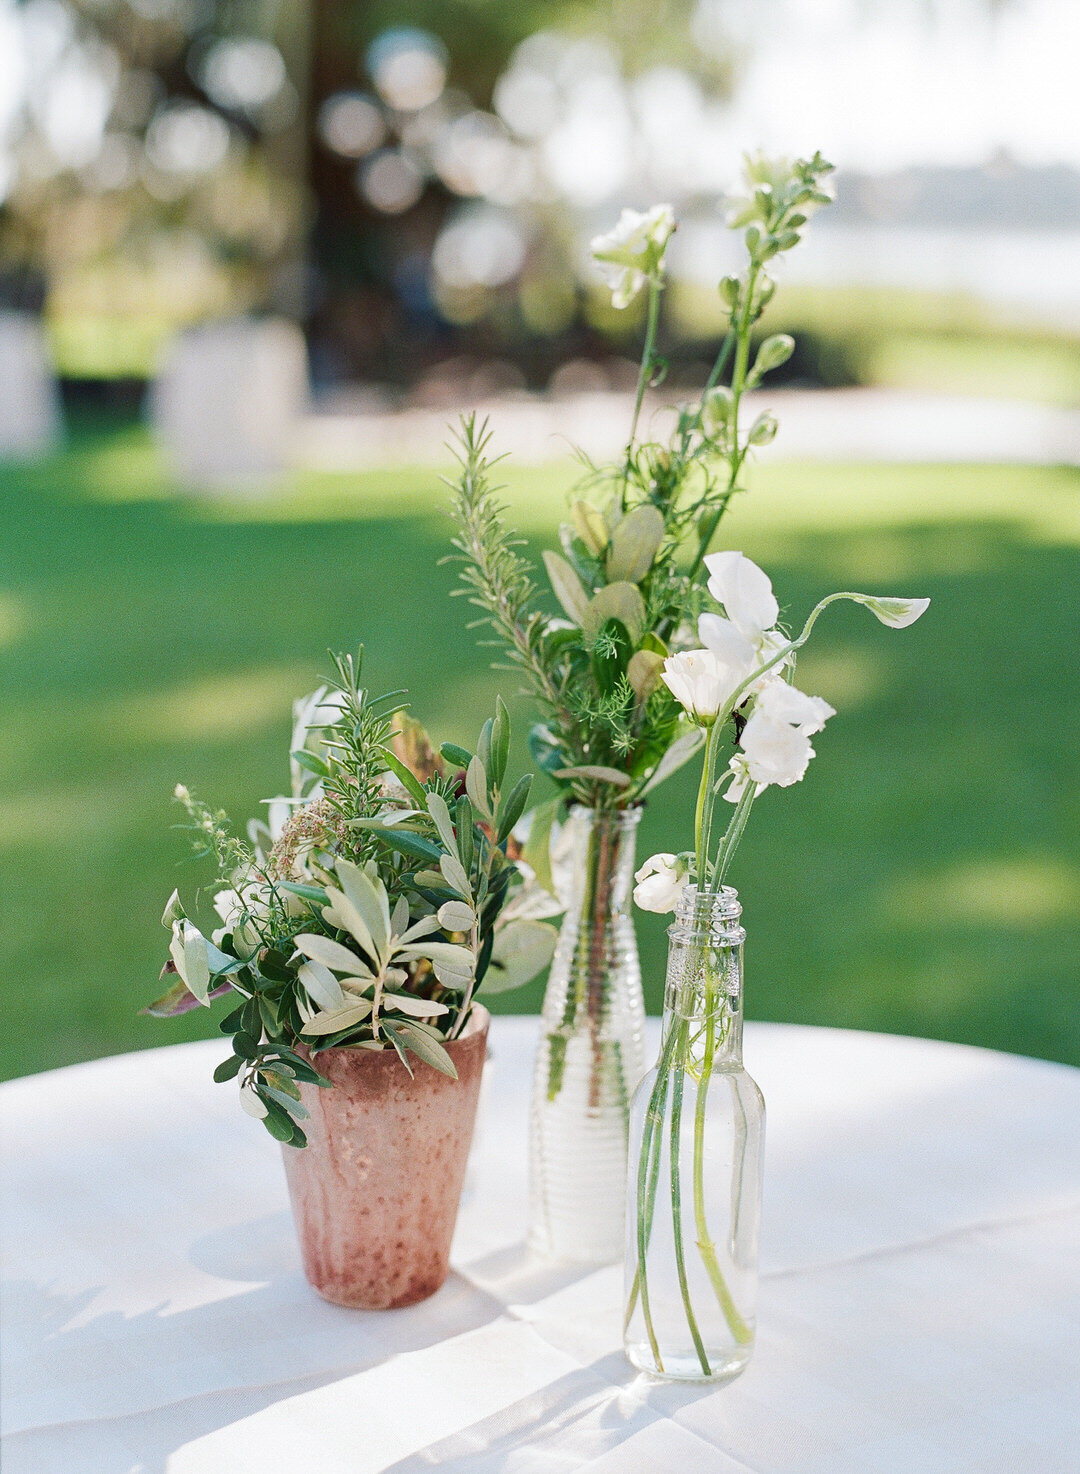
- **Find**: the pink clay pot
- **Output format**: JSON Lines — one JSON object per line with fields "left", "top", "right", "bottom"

{"left": 282, "top": 1005, "right": 490, "bottom": 1309}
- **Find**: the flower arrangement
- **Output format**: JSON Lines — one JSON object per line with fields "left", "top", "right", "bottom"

{"left": 446, "top": 151, "right": 838, "bottom": 861}
{"left": 144, "top": 649, "right": 554, "bottom": 1147}
{"left": 624, "top": 552, "right": 929, "bottom": 1376}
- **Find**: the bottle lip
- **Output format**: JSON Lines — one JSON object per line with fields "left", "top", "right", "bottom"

{"left": 674, "top": 883, "right": 742, "bottom": 923}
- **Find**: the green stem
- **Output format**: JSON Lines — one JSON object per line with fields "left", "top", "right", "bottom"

{"left": 712, "top": 782, "right": 756, "bottom": 888}
{"left": 670, "top": 1017, "right": 711, "bottom": 1375}
{"left": 628, "top": 1025, "right": 679, "bottom": 1366}
{"left": 691, "top": 977, "right": 753, "bottom": 1346}
{"left": 626, "top": 274, "right": 663, "bottom": 469}
{"left": 694, "top": 722, "right": 722, "bottom": 893}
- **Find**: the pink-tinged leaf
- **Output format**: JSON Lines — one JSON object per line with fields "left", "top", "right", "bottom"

{"left": 142, "top": 974, "right": 233, "bottom": 1017}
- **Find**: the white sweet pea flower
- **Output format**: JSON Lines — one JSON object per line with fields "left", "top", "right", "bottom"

{"left": 725, "top": 679, "right": 835, "bottom": 799}
{"left": 590, "top": 204, "right": 676, "bottom": 309}
{"left": 634, "top": 853, "right": 688, "bottom": 913}
{"left": 755, "top": 680, "right": 835, "bottom": 735}
{"left": 860, "top": 595, "right": 931, "bottom": 629}
{"left": 661, "top": 649, "right": 741, "bottom": 725}
{"left": 704, "top": 551, "right": 780, "bottom": 645}
{"left": 738, "top": 709, "right": 815, "bottom": 790}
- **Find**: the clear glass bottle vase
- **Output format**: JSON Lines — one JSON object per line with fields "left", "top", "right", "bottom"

{"left": 623, "top": 885, "right": 764, "bottom": 1382}
{"left": 528, "top": 804, "right": 646, "bottom": 1264}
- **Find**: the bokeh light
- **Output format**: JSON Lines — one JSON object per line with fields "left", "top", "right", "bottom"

{"left": 318, "top": 92, "right": 386, "bottom": 158}
{"left": 199, "top": 38, "right": 287, "bottom": 114}
{"left": 366, "top": 27, "right": 447, "bottom": 113}
{"left": 359, "top": 148, "right": 425, "bottom": 213}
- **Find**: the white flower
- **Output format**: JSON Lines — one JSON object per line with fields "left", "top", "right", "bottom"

{"left": 704, "top": 551, "right": 779, "bottom": 645}
{"left": 590, "top": 204, "right": 676, "bottom": 309}
{"left": 861, "top": 595, "right": 931, "bottom": 629}
{"left": 634, "top": 853, "right": 687, "bottom": 913}
{"left": 661, "top": 649, "right": 741, "bottom": 724}
{"left": 755, "top": 680, "right": 834, "bottom": 735}
{"left": 739, "top": 709, "right": 815, "bottom": 789}
{"left": 725, "top": 680, "right": 835, "bottom": 800}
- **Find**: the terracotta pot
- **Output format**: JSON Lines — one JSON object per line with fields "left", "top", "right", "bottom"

{"left": 282, "top": 1005, "right": 490, "bottom": 1309}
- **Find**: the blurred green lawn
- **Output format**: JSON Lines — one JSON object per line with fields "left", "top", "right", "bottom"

{"left": 1, "top": 421, "right": 1077, "bottom": 1079}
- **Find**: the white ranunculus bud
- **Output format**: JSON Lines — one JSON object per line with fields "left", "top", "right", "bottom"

{"left": 661, "top": 649, "right": 739, "bottom": 725}
{"left": 590, "top": 204, "right": 676, "bottom": 309}
{"left": 704, "top": 551, "right": 780, "bottom": 645}
{"left": 633, "top": 852, "right": 688, "bottom": 913}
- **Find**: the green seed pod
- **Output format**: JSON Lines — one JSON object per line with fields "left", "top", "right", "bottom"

{"left": 702, "top": 385, "right": 735, "bottom": 435}
{"left": 718, "top": 274, "right": 741, "bottom": 308}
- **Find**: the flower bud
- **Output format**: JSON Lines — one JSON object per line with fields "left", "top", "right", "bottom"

{"left": 702, "top": 385, "right": 735, "bottom": 435}
{"left": 718, "top": 274, "right": 741, "bottom": 308}
{"left": 748, "top": 411, "right": 779, "bottom": 446}
{"left": 751, "top": 333, "right": 795, "bottom": 379}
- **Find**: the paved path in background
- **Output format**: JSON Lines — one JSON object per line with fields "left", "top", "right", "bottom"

{"left": 299, "top": 387, "right": 1080, "bottom": 470}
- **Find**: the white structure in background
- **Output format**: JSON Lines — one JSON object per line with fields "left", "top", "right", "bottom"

{"left": 151, "top": 317, "right": 308, "bottom": 486}
{"left": 0, "top": 314, "right": 62, "bottom": 458}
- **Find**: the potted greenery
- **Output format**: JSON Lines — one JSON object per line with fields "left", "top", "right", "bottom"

{"left": 145, "top": 650, "right": 554, "bottom": 1308}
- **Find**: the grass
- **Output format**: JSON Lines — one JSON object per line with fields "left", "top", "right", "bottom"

{"left": 1, "top": 419, "right": 1078, "bottom": 1080}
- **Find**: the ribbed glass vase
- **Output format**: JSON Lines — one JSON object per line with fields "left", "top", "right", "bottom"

{"left": 527, "top": 804, "right": 646, "bottom": 1264}
{"left": 623, "top": 885, "right": 764, "bottom": 1382}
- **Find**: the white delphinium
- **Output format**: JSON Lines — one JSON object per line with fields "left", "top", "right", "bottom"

{"left": 590, "top": 204, "right": 676, "bottom": 309}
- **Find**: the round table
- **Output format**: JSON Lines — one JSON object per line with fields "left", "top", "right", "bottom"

{"left": 4, "top": 1019, "right": 1079, "bottom": 1474}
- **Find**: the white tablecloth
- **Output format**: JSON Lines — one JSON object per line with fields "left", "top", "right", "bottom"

{"left": 4, "top": 1019, "right": 1079, "bottom": 1474}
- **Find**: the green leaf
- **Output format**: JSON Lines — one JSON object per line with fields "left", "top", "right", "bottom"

{"left": 368, "top": 826, "right": 443, "bottom": 863}
{"left": 553, "top": 764, "right": 631, "bottom": 788}
{"left": 581, "top": 582, "right": 646, "bottom": 643}
{"left": 219, "top": 1002, "right": 245, "bottom": 1034}
{"left": 378, "top": 747, "right": 428, "bottom": 808}
{"left": 528, "top": 724, "right": 565, "bottom": 776}
{"left": 627, "top": 649, "right": 665, "bottom": 703}
{"left": 483, "top": 919, "right": 558, "bottom": 993}
{"left": 476, "top": 717, "right": 494, "bottom": 776}
{"left": 605, "top": 503, "right": 665, "bottom": 583}
{"left": 294, "top": 933, "right": 369, "bottom": 974}
{"left": 542, "top": 550, "right": 589, "bottom": 623}
{"left": 426, "top": 791, "right": 458, "bottom": 855}
{"left": 233, "top": 1031, "right": 259, "bottom": 1061}
{"left": 455, "top": 795, "right": 474, "bottom": 871}
{"left": 637, "top": 729, "right": 705, "bottom": 796}
{"left": 213, "top": 1054, "right": 242, "bottom": 1083}
{"left": 261, "top": 1098, "right": 298, "bottom": 1142}
{"left": 490, "top": 696, "right": 510, "bottom": 788}
{"left": 182, "top": 926, "right": 211, "bottom": 1004}
{"left": 383, "top": 1020, "right": 458, "bottom": 1079}
{"left": 292, "top": 748, "right": 331, "bottom": 778}
{"left": 262, "top": 1083, "right": 310, "bottom": 1119}
{"left": 521, "top": 796, "right": 560, "bottom": 897}
{"left": 276, "top": 881, "right": 331, "bottom": 906}
{"left": 440, "top": 742, "right": 473, "bottom": 769}
{"left": 497, "top": 773, "right": 532, "bottom": 843}
{"left": 437, "top": 899, "right": 475, "bottom": 932}
{"left": 439, "top": 851, "right": 472, "bottom": 900}
{"left": 466, "top": 755, "right": 490, "bottom": 818}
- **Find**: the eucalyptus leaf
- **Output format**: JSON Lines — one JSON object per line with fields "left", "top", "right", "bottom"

{"left": 627, "top": 649, "right": 665, "bottom": 702}
{"left": 581, "top": 582, "right": 646, "bottom": 643}
{"left": 542, "top": 550, "right": 589, "bottom": 624}
{"left": 605, "top": 503, "right": 665, "bottom": 583}
{"left": 483, "top": 919, "right": 558, "bottom": 993}
{"left": 553, "top": 764, "right": 632, "bottom": 788}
